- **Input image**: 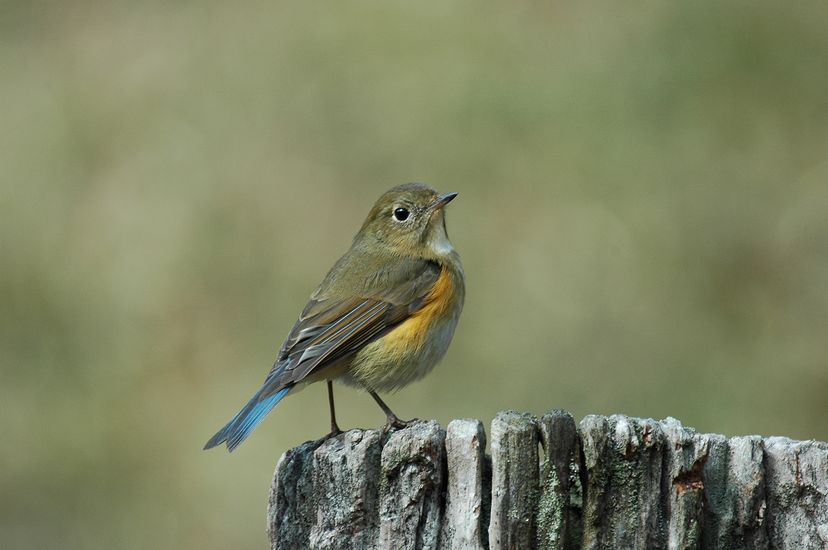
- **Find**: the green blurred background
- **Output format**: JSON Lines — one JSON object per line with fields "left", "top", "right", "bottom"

{"left": 2, "top": 1, "right": 828, "bottom": 548}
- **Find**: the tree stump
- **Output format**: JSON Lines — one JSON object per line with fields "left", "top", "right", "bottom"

{"left": 267, "top": 411, "right": 828, "bottom": 549}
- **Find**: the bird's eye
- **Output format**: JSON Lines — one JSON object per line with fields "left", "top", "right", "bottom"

{"left": 393, "top": 207, "right": 410, "bottom": 222}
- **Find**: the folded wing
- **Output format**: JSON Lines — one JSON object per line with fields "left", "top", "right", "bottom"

{"left": 204, "top": 257, "right": 444, "bottom": 450}
{"left": 264, "top": 258, "right": 442, "bottom": 393}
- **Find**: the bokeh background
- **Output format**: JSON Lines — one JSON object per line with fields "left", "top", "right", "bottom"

{"left": 3, "top": 1, "right": 828, "bottom": 548}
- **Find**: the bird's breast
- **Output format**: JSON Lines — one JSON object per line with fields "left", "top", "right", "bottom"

{"left": 343, "top": 264, "right": 464, "bottom": 392}
{"left": 385, "top": 265, "right": 457, "bottom": 349}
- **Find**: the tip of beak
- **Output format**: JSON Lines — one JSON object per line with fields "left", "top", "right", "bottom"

{"left": 432, "top": 192, "right": 458, "bottom": 210}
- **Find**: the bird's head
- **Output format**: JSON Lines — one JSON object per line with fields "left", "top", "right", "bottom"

{"left": 356, "top": 183, "right": 458, "bottom": 260}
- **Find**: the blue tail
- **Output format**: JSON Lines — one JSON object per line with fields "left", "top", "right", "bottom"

{"left": 204, "top": 385, "right": 292, "bottom": 452}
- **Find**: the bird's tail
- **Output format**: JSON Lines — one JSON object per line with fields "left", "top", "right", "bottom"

{"left": 203, "top": 384, "right": 292, "bottom": 452}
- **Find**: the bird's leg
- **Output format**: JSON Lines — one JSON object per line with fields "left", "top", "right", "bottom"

{"left": 369, "top": 390, "right": 417, "bottom": 430}
{"left": 325, "top": 380, "right": 343, "bottom": 438}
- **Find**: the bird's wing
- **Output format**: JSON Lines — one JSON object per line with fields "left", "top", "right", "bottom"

{"left": 257, "top": 258, "right": 442, "bottom": 396}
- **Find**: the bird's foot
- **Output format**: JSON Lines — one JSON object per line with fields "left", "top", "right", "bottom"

{"left": 384, "top": 414, "right": 419, "bottom": 431}
{"left": 323, "top": 422, "right": 344, "bottom": 440}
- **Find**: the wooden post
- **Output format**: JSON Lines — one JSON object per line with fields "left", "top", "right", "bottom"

{"left": 268, "top": 411, "right": 828, "bottom": 549}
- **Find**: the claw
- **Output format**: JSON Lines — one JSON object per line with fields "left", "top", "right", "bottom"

{"left": 384, "top": 415, "right": 419, "bottom": 431}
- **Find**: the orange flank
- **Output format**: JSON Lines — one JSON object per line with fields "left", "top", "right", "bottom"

{"left": 384, "top": 267, "right": 455, "bottom": 350}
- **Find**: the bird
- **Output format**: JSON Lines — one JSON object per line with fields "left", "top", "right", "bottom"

{"left": 204, "top": 183, "right": 464, "bottom": 452}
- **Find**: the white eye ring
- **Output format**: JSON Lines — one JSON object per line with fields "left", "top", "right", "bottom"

{"left": 392, "top": 207, "right": 411, "bottom": 222}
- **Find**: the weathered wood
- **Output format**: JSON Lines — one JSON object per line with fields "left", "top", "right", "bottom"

{"left": 661, "top": 417, "right": 708, "bottom": 550}
{"left": 267, "top": 438, "right": 325, "bottom": 549}
{"left": 268, "top": 411, "right": 828, "bottom": 549}
{"left": 537, "top": 410, "right": 582, "bottom": 550}
{"left": 581, "top": 414, "right": 667, "bottom": 549}
{"left": 309, "top": 430, "right": 383, "bottom": 550}
{"left": 488, "top": 411, "right": 539, "bottom": 549}
{"left": 377, "top": 420, "right": 446, "bottom": 550}
{"left": 702, "top": 435, "right": 768, "bottom": 549}
{"left": 441, "top": 419, "right": 488, "bottom": 550}
{"left": 764, "top": 437, "right": 828, "bottom": 549}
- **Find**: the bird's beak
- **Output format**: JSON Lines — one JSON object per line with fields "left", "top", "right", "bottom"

{"left": 429, "top": 192, "right": 458, "bottom": 211}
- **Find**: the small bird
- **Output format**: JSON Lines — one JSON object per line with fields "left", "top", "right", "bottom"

{"left": 204, "top": 183, "right": 464, "bottom": 452}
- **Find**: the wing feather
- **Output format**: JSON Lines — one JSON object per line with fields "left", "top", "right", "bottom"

{"left": 258, "top": 258, "right": 441, "bottom": 396}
